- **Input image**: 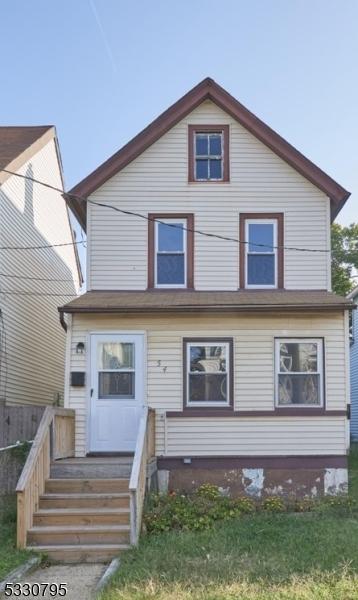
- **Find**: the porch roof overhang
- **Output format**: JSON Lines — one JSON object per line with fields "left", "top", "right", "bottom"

{"left": 59, "top": 290, "right": 354, "bottom": 315}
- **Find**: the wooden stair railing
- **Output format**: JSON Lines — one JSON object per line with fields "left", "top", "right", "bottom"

{"left": 129, "top": 407, "right": 155, "bottom": 545}
{"left": 16, "top": 407, "right": 75, "bottom": 548}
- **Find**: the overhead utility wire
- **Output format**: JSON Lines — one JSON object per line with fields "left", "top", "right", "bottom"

{"left": 0, "top": 240, "right": 85, "bottom": 251}
{"left": 1, "top": 168, "right": 330, "bottom": 254}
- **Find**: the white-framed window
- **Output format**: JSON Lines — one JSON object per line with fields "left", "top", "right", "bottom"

{"left": 185, "top": 340, "right": 232, "bottom": 407}
{"left": 275, "top": 338, "right": 324, "bottom": 407}
{"left": 245, "top": 219, "right": 277, "bottom": 288}
{"left": 194, "top": 132, "right": 223, "bottom": 181}
{"left": 154, "top": 218, "right": 187, "bottom": 288}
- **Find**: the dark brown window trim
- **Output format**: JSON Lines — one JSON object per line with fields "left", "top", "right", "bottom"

{"left": 239, "top": 213, "right": 284, "bottom": 289}
{"left": 188, "top": 125, "right": 230, "bottom": 183}
{"left": 183, "top": 337, "right": 234, "bottom": 410}
{"left": 167, "top": 409, "right": 346, "bottom": 418}
{"left": 274, "top": 336, "right": 326, "bottom": 412}
{"left": 148, "top": 213, "right": 194, "bottom": 289}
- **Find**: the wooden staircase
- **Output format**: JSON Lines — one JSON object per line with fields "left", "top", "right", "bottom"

{"left": 16, "top": 406, "right": 156, "bottom": 563}
{"left": 26, "top": 458, "right": 132, "bottom": 563}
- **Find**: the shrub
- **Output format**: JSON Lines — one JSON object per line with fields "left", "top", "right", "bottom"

{"left": 261, "top": 496, "right": 286, "bottom": 513}
{"left": 143, "top": 484, "right": 355, "bottom": 536}
{"left": 315, "top": 495, "right": 357, "bottom": 514}
{"left": 292, "top": 498, "right": 315, "bottom": 512}
{"left": 195, "top": 483, "right": 221, "bottom": 500}
{"left": 144, "top": 488, "right": 258, "bottom": 534}
{"left": 232, "top": 497, "right": 256, "bottom": 514}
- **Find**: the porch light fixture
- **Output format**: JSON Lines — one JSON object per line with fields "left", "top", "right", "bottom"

{"left": 76, "top": 342, "right": 85, "bottom": 355}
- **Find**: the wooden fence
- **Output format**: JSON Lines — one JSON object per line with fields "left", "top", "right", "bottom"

{"left": 0, "top": 403, "right": 45, "bottom": 447}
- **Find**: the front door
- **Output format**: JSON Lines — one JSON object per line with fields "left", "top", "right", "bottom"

{"left": 89, "top": 333, "right": 144, "bottom": 452}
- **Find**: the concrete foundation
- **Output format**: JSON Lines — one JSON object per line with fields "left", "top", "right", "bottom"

{"left": 157, "top": 456, "right": 348, "bottom": 498}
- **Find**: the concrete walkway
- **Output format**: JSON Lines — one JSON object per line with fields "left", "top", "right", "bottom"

{"left": 11, "top": 563, "right": 105, "bottom": 599}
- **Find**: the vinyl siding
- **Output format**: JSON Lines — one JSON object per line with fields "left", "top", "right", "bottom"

{"left": 165, "top": 417, "right": 346, "bottom": 456}
{"left": 66, "top": 311, "right": 347, "bottom": 457}
{"left": 0, "top": 138, "right": 80, "bottom": 406}
{"left": 88, "top": 100, "right": 330, "bottom": 292}
{"left": 350, "top": 296, "right": 358, "bottom": 440}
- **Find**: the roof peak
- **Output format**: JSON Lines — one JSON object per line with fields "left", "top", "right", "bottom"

{"left": 66, "top": 79, "right": 350, "bottom": 231}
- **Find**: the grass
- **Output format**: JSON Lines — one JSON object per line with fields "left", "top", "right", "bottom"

{"left": 0, "top": 495, "right": 33, "bottom": 580}
{"left": 101, "top": 444, "right": 358, "bottom": 600}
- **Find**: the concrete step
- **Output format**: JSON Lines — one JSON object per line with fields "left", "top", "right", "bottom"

{"left": 39, "top": 492, "right": 130, "bottom": 509}
{"left": 28, "top": 525, "right": 131, "bottom": 546}
{"left": 45, "top": 479, "right": 129, "bottom": 494}
{"left": 33, "top": 508, "right": 130, "bottom": 527}
{"left": 51, "top": 458, "right": 133, "bottom": 480}
{"left": 28, "top": 544, "right": 129, "bottom": 563}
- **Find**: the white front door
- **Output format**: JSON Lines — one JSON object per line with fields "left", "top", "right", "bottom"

{"left": 89, "top": 333, "right": 144, "bottom": 452}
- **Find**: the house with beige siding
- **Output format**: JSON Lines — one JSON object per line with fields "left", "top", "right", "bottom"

{"left": 0, "top": 126, "right": 81, "bottom": 408}
{"left": 61, "top": 76, "right": 354, "bottom": 492}
{"left": 14, "top": 79, "right": 354, "bottom": 562}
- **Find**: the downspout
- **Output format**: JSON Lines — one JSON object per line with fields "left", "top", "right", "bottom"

{"left": 58, "top": 309, "right": 67, "bottom": 332}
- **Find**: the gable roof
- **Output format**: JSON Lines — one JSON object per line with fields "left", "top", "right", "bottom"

{"left": 0, "top": 126, "right": 54, "bottom": 172}
{"left": 0, "top": 125, "right": 84, "bottom": 285}
{"left": 66, "top": 78, "right": 350, "bottom": 231}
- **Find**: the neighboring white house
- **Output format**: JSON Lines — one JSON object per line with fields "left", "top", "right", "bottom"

{"left": 348, "top": 286, "right": 358, "bottom": 440}
{"left": 61, "top": 78, "right": 353, "bottom": 497}
{"left": 0, "top": 126, "right": 82, "bottom": 406}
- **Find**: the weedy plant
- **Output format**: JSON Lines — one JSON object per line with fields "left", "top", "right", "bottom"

{"left": 144, "top": 482, "right": 355, "bottom": 535}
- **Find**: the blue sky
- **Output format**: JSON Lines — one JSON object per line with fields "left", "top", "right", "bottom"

{"left": 1, "top": 0, "right": 357, "bottom": 231}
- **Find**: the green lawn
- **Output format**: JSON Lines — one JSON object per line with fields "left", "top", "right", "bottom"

{"left": 0, "top": 495, "right": 33, "bottom": 580}
{"left": 102, "top": 445, "right": 358, "bottom": 600}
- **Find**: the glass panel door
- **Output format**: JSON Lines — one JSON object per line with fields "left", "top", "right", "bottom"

{"left": 89, "top": 334, "right": 144, "bottom": 452}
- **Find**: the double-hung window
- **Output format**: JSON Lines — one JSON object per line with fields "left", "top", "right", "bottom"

{"left": 184, "top": 338, "right": 233, "bottom": 407}
{"left": 195, "top": 132, "right": 223, "bottom": 180}
{"left": 155, "top": 219, "right": 186, "bottom": 287}
{"left": 240, "top": 213, "right": 284, "bottom": 289}
{"left": 275, "top": 338, "right": 324, "bottom": 407}
{"left": 148, "top": 214, "right": 194, "bottom": 289}
{"left": 188, "top": 125, "right": 230, "bottom": 182}
{"left": 246, "top": 219, "right": 277, "bottom": 288}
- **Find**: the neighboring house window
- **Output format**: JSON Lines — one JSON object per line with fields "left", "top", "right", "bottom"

{"left": 183, "top": 338, "right": 233, "bottom": 408}
{"left": 148, "top": 213, "right": 194, "bottom": 288}
{"left": 188, "top": 125, "right": 230, "bottom": 182}
{"left": 275, "top": 338, "right": 324, "bottom": 408}
{"left": 239, "top": 213, "right": 284, "bottom": 289}
{"left": 349, "top": 310, "right": 354, "bottom": 344}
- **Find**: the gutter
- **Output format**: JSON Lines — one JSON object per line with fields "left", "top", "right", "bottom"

{"left": 58, "top": 303, "right": 355, "bottom": 315}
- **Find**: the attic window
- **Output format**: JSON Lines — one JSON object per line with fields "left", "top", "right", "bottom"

{"left": 188, "top": 125, "right": 229, "bottom": 182}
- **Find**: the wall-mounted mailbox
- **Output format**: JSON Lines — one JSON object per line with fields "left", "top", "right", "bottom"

{"left": 71, "top": 372, "right": 85, "bottom": 387}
